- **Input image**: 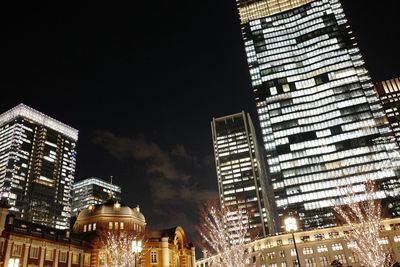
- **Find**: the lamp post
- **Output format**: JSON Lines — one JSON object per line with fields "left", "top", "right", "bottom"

{"left": 284, "top": 217, "right": 301, "bottom": 267}
{"left": 132, "top": 240, "right": 142, "bottom": 267}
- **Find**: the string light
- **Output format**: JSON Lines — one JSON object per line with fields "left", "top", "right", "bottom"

{"left": 99, "top": 231, "right": 142, "bottom": 267}
{"left": 197, "top": 202, "right": 252, "bottom": 267}
{"left": 334, "top": 180, "right": 394, "bottom": 267}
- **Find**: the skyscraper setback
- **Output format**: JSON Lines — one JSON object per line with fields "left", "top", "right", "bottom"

{"left": 211, "top": 112, "right": 276, "bottom": 239}
{"left": 0, "top": 104, "right": 78, "bottom": 229}
{"left": 236, "top": 0, "right": 400, "bottom": 228}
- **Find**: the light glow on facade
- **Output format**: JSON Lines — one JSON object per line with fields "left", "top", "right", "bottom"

{"left": 0, "top": 104, "right": 78, "bottom": 229}
{"left": 237, "top": 0, "right": 400, "bottom": 228}
{"left": 72, "top": 177, "right": 122, "bottom": 213}
{"left": 211, "top": 111, "right": 276, "bottom": 239}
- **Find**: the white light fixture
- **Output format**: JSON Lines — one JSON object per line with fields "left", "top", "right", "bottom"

{"left": 284, "top": 217, "right": 298, "bottom": 232}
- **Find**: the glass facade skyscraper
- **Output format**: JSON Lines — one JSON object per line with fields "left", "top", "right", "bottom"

{"left": 0, "top": 104, "right": 78, "bottom": 229}
{"left": 375, "top": 78, "right": 400, "bottom": 147}
{"left": 211, "top": 112, "right": 276, "bottom": 239}
{"left": 236, "top": 0, "right": 400, "bottom": 229}
{"left": 72, "top": 177, "right": 122, "bottom": 213}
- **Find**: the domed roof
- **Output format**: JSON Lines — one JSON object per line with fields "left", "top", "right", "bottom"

{"left": 76, "top": 199, "right": 146, "bottom": 224}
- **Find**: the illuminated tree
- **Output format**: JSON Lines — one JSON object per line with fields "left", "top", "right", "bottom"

{"left": 333, "top": 180, "right": 394, "bottom": 267}
{"left": 197, "top": 200, "right": 252, "bottom": 267}
{"left": 98, "top": 231, "right": 143, "bottom": 267}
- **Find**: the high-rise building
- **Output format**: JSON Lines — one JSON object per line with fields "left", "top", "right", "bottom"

{"left": 236, "top": 0, "right": 400, "bottom": 229}
{"left": 0, "top": 104, "right": 78, "bottom": 229}
{"left": 375, "top": 77, "right": 400, "bottom": 146}
{"left": 211, "top": 111, "right": 276, "bottom": 239}
{"left": 72, "top": 177, "right": 122, "bottom": 213}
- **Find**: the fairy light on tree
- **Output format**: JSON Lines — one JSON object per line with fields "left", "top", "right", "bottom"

{"left": 197, "top": 200, "right": 252, "bottom": 267}
{"left": 334, "top": 180, "right": 394, "bottom": 267}
{"left": 98, "top": 231, "right": 143, "bottom": 267}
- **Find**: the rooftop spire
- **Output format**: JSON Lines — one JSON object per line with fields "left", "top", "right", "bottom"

{"left": 108, "top": 176, "right": 113, "bottom": 199}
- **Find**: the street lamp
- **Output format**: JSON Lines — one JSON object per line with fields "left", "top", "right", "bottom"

{"left": 284, "top": 217, "right": 301, "bottom": 267}
{"left": 132, "top": 240, "right": 142, "bottom": 267}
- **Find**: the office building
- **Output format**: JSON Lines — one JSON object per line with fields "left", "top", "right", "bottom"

{"left": 375, "top": 77, "right": 400, "bottom": 217}
{"left": 211, "top": 111, "right": 276, "bottom": 240}
{"left": 375, "top": 77, "right": 400, "bottom": 146}
{"left": 72, "top": 177, "right": 122, "bottom": 213}
{"left": 0, "top": 104, "right": 78, "bottom": 229}
{"left": 236, "top": 0, "right": 400, "bottom": 228}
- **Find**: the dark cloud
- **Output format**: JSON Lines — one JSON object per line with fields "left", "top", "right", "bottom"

{"left": 149, "top": 178, "right": 217, "bottom": 204}
{"left": 93, "top": 131, "right": 190, "bottom": 182}
{"left": 93, "top": 130, "right": 217, "bottom": 206}
{"left": 171, "top": 144, "right": 193, "bottom": 161}
{"left": 151, "top": 211, "right": 201, "bottom": 245}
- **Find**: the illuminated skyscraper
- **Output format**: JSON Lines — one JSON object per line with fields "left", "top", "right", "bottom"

{"left": 375, "top": 77, "right": 400, "bottom": 147}
{"left": 72, "top": 177, "right": 122, "bottom": 213}
{"left": 236, "top": 0, "right": 400, "bottom": 228}
{"left": 0, "top": 104, "right": 78, "bottom": 229}
{"left": 211, "top": 111, "right": 276, "bottom": 239}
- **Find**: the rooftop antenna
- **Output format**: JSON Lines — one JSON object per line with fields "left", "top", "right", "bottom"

{"left": 108, "top": 176, "right": 113, "bottom": 199}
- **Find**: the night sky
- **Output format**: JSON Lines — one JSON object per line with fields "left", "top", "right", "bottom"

{"left": 1, "top": 0, "right": 400, "bottom": 245}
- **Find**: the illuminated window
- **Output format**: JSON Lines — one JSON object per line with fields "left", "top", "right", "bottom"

{"left": 290, "top": 248, "right": 297, "bottom": 256}
{"left": 30, "top": 247, "right": 39, "bottom": 259}
{"left": 83, "top": 225, "right": 87, "bottom": 232}
{"left": 84, "top": 254, "right": 90, "bottom": 266}
{"left": 88, "top": 224, "right": 92, "bottom": 231}
{"left": 303, "top": 247, "right": 313, "bottom": 254}
{"left": 114, "top": 222, "right": 119, "bottom": 230}
{"left": 12, "top": 244, "right": 22, "bottom": 257}
{"left": 8, "top": 258, "right": 20, "bottom": 267}
{"left": 319, "top": 256, "right": 329, "bottom": 266}
{"left": 45, "top": 249, "right": 54, "bottom": 261}
{"left": 314, "top": 233, "right": 324, "bottom": 240}
{"left": 93, "top": 223, "right": 96, "bottom": 231}
{"left": 120, "top": 222, "right": 124, "bottom": 230}
{"left": 304, "top": 258, "right": 316, "bottom": 267}
{"left": 334, "top": 254, "right": 347, "bottom": 264}
{"left": 267, "top": 252, "right": 275, "bottom": 259}
{"left": 317, "top": 245, "right": 328, "bottom": 253}
{"left": 109, "top": 222, "right": 113, "bottom": 230}
{"left": 279, "top": 250, "right": 285, "bottom": 258}
{"left": 72, "top": 253, "right": 79, "bottom": 264}
{"left": 151, "top": 251, "right": 158, "bottom": 263}
{"left": 331, "top": 243, "right": 343, "bottom": 251}
{"left": 59, "top": 251, "right": 68, "bottom": 263}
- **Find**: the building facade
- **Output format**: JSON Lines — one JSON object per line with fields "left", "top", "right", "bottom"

{"left": 197, "top": 217, "right": 400, "bottom": 267}
{"left": 375, "top": 77, "right": 400, "bottom": 147}
{"left": 0, "top": 104, "right": 78, "bottom": 229}
{"left": 211, "top": 112, "right": 276, "bottom": 239}
{"left": 72, "top": 177, "right": 122, "bottom": 213}
{"left": 0, "top": 200, "right": 196, "bottom": 267}
{"left": 236, "top": 0, "right": 400, "bottom": 229}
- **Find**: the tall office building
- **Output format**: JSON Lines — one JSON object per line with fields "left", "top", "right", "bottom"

{"left": 375, "top": 77, "right": 400, "bottom": 146}
{"left": 236, "top": 0, "right": 400, "bottom": 229}
{"left": 211, "top": 111, "right": 275, "bottom": 240}
{"left": 72, "top": 177, "right": 122, "bottom": 213}
{"left": 0, "top": 104, "right": 78, "bottom": 229}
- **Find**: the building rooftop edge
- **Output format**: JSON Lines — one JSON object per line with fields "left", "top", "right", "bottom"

{"left": 73, "top": 177, "right": 122, "bottom": 190}
{"left": 0, "top": 103, "right": 78, "bottom": 140}
{"left": 212, "top": 111, "right": 247, "bottom": 122}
